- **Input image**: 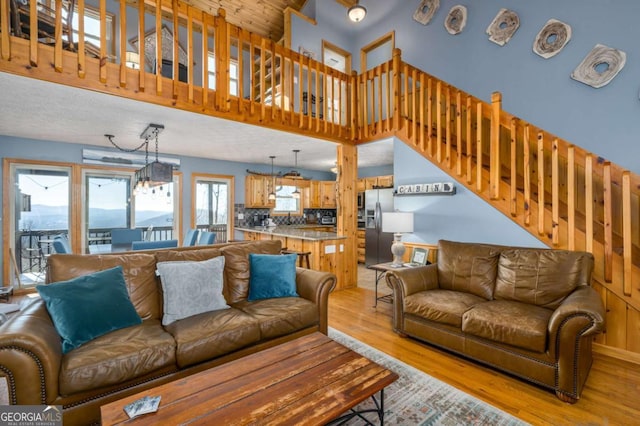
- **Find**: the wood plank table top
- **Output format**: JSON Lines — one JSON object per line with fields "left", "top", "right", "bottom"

{"left": 100, "top": 332, "right": 398, "bottom": 425}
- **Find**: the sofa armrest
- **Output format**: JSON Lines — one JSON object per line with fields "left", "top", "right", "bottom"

{"left": 385, "top": 264, "right": 438, "bottom": 334}
{"left": 0, "top": 299, "right": 62, "bottom": 405}
{"left": 295, "top": 268, "right": 336, "bottom": 334}
{"left": 549, "top": 285, "right": 606, "bottom": 339}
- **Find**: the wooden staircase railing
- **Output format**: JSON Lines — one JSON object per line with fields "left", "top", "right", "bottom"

{"left": 2, "top": 4, "right": 640, "bottom": 357}
{"left": 356, "top": 48, "right": 640, "bottom": 356}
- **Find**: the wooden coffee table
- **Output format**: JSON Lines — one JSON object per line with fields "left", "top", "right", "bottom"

{"left": 101, "top": 332, "right": 398, "bottom": 425}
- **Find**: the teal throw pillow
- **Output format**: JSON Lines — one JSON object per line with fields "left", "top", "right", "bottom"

{"left": 248, "top": 253, "right": 299, "bottom": 301}
{"left": 36, "top": 266, "right": 142, "bottom": 354}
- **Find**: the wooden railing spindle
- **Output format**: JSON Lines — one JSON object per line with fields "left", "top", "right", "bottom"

{"left": 567, "top": 146, "right": 575, "bottom": 250}
{"left": 119, "top": 0, "right": 127, "bottom": 87}
{"left": 622, "top": 171, "right": 632, "bottom": 296}
{"left": 29, "top": 0, "right": 37, "bottom": 65}
{"left": 54, "top": 0, "right": 63, "bottom": 72}
{"left": 137, "top": 0, "right": 145, "bottom": 91}
{"left": 476, "top": 103, "right": 482, "bottom": 191}
{"left": 0, "top": 0, "right": 9, "bottom": 60}
{"left": 426, "top": 77, "right": 432, "bottom": 157}
{"left": 154, "top": 0, "right": 162, "bottom": 93}
{"left": 456, "top": 90, "right": 462, "bottom": 176}
{"left": 551, "top": 138, "right": 559, "bottom": 245}
{"left": 412, "top": 67, "right": 418, "bottom": 145}
{"left": 537, "top": 132, "right": 545, "bottom": 236}
{"left": 585, "top": 154, "right": 594, "bottom": 253}
{"left": 603, "top": 162, "right": 613, "bottom": 282}
{"left": 490, "top": 92, "right": 501, "bottom": 200}
{"left": 419, "top": 73, "right": 426, "bottom": 152}
{"left": 436, "top": 81, "right": 442, "bottom": 163}
{"left": 466, "top": 96, "right": 472, "bottom": 183}
{"left": 510, "top": 118, "right": 517, "bottom": 217}
{"left": 445, "top": 85, "right": 451, "bottom": 167}
{"left": 523, "top": 125, "right": 531, "bottom": 226}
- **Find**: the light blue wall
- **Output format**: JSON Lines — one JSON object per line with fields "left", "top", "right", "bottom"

{"left": 358, "top": 165, "right": 393, "bottom": 179}
{"left": 393, "top": 139, "right": 545, "bottom": 247}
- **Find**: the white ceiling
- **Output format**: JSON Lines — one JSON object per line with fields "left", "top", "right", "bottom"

{"left": 0, "top": 72, "right": 393, "bottom": 172}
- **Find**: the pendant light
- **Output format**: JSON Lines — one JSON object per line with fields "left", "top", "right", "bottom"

{"left": 292, "top": 150, "right": 301, "bottom": 199}
{"left": 268, "top": 156, "right": 276, "bottom": 201}
{"left": 348, "top": 0, "right": 367, "bottom": 23}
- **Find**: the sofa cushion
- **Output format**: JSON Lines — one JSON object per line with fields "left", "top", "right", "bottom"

{"left": 47, "top": 253, "right": 160, "bottom": 320}
{"left": 248, "top": 253, "right": 298, "bottom": 301}
{"left": 233, "top": 297, "right": 318, "bottom": 339}
{"left": 437, "top": 240, "right": 502, "bottom": 300}
{"left": 220, "top": 240, "right": 282, "bottom": 303}
{"left": 404, "top": 289, "right": 486, "bottom": 327}
{"left": 59, "top": 319, "right": 176, "bottom": 395}
{"left": 495, "top": 249, "right": 592, "bottom": 309}
{"left": 157, "top": 257, "right": 230, "bottom": 326}
{"left": 163, "top": 308, "right": 261, "bottom": 368}
{"left": 462, "top": 300, "right": 552, "bottom": 353}
{"left": 37, "top": 266, "right": 142, "bottom": 354}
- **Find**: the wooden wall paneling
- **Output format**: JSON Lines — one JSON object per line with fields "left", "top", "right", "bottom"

{"left": 606, "top": 291, "right": 628, "bottom": 349}
{"left": 626, "top": 305, "right": 640, "bottom": 353}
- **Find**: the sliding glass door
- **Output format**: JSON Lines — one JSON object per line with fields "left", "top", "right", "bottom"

{"left": 192, "top": 174, "right": 233, "bottom": 243}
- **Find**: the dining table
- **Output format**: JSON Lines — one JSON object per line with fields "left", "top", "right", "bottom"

{"left": 87, "top": 243, "right": 132, "bottom": 254}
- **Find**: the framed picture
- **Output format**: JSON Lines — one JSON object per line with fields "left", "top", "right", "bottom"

{"left": 299, "top": 46, "right": 316, "bottom": 60}
{"left": 409, "top": 248, "right": 429, "bottom": 266}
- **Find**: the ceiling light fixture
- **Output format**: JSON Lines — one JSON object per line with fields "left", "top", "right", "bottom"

{"left": 268, "top": 155, "right": 277, "bottom": 201}
{"left": 105, "top": 123, "right": 173, "bottom": 196}
{"left": 292, "top": 149, "right": 301, "bottom": 199}
{"left": 348, "top": 0, "right": 367, "bottom": 23}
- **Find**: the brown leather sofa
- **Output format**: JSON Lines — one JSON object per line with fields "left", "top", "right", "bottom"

{"left": 0, "top": 240, "right": 336, "bottom": 425}
{"left": 385, "top": 240, "right": 605, "bottom": 403}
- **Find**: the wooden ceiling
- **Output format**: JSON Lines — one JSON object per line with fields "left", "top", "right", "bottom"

{"left": 183, "top": 0, "right": 308, "bottom": 41}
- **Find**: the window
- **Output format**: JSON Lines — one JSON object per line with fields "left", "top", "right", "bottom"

{"left": 7, "top": 162, "right": 72, "bottom": 287}
{"left": 208, "top": 54, "right": 239, "bottom": 96}
{"left": 192, "top": 174, "right": 234, "bottom": 243}
{"left": 69, "top": 4, "right": 115, "bottom": 59}
{"left": 273, "top": 185, "right": 301, "bottom": 215}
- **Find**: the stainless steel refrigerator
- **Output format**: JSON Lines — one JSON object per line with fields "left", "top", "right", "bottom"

{"left": 365, "top": 188, "right": 395, "bottom": 266}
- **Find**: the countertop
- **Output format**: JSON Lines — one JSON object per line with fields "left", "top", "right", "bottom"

{"left": 236, "top": 225, "right": 346, "bottom": 241}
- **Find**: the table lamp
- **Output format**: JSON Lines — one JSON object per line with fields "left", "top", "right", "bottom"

{"left": 382, "top": 211, "right": 414, "bottom": 267}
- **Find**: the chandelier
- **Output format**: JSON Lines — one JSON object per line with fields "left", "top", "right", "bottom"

{"left": 105, "top": 123, "right": 173, "bottom": 196}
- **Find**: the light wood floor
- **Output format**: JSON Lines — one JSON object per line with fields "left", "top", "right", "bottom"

{"left": 329, "top": 268, "right": 639, "bottom": 425}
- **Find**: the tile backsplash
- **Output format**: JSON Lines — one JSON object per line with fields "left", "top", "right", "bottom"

{"left": 234, "top": 204, "right": 336, "bottom": 227}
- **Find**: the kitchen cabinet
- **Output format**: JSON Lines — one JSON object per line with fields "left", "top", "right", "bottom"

{"left": 357, "top": 179, "right": 366, "bottom": 192}
{"left": 303, "top": 180, "right": 321, "bottom": 209}
{"left": 245, "top": 175, "right": 275, "bottom": 208}
{"left": 364, "top": 175, "right": 393, "bottom": 190}
{"left": 357, "top": 229, "right": 365, "bottom": 263}
{"left": 319, "top": 181, "right": 337, "bottom": 208}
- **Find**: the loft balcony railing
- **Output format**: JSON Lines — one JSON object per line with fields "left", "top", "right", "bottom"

{"left": 2, "top": 3, "right": 640, "bottom": 355}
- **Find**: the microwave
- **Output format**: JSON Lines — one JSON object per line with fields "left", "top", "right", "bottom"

{"left": 357, "top": 192, "right": 365, "bottom": 209}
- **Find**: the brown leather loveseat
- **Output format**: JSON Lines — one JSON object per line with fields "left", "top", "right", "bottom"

{"left": 0, "top": 240, "right": 335, "bottom": 424}
{"left": 385, "top": 240, "right": 605, "bottom": 403}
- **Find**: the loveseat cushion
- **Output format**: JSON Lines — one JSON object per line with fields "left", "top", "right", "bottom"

{"left": 163, "top": 308, "right": 261, "bottom": 368}
{"left": 495, "top": 249, "right": 593, "bottom": 310}
{"left": 219, "top": 240, "right": 282, "bottom": 303}
{"left": 437, "top": 240, "right": 502, "bottom": 300}
{"left": 404, "top": 289, "right": 486, "bottom": 327}
{"left": 47, "top": 253, "right": 160, "bottom": 320}
{"left": 461, "top": 300, "right": 552, "bottom": 353}
{"left": 59, "top": 320, "right": 176, "bottom": 396}
{"left": 233, "top": 297, "right": 318, "bottom": 339}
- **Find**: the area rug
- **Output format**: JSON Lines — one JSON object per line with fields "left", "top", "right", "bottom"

{"left": 328, "top": 328, "right": 529, "bottom": 426}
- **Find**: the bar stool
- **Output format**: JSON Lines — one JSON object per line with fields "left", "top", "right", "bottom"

{"left": 281, "top": 249, "right": 311, "bottom": 269}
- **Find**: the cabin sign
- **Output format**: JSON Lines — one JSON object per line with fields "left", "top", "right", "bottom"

{"left": 396, "top": 182, "right": 456, "bottom": 196}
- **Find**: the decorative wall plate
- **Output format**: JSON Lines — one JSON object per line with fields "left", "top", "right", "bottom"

{"left": 413, "top": 0, "right": 440, "bottom": 26}
{"left": 486, "top": 9, "right": 520, "bottom": 46}
{"left": 570, "top": 44, "right": 626, "bottom": 89}
{"left": 444, "top": 5, "right": 467, "bottom": 35}
{"left": 533, "top": 19, "right": 572, "bottom": 59}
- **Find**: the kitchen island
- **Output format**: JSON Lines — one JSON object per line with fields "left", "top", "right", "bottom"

{"left": 236, "top": 225, "right": 350, "bottom": 289}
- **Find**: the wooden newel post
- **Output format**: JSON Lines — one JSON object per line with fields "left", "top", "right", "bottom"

{"left": 392, "top": 48, "right": 402, "bottom": 131}
{"left": 349, "top": 70, "right": 358, "bottom": 141}
{"left": 490, "top": 91, "right": 502, "bottom": 200}
{"left": 214, "top": 8, "right": 230, "bottom": 112}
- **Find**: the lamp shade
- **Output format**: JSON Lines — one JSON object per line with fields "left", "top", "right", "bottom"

{"left": 382, "top": 212, "right": 414, "bottom": 234}
{"left": 348, "top": 3, "right": 367, "bottom": 23}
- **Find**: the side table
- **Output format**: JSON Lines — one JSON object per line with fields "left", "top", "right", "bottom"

{"left": 366, "top": 263, "right": 407, "bottom": 307}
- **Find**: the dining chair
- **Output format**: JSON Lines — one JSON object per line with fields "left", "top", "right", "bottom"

{"left": 131, "top": 240, "right": 178, "bottom": 251}
{"left": 144, "top": 226, "right": 154, "bottom": 241}
{"left": 111, "top": 229, "right": 143, "bottom": 245}
{"left": 52, "top": 235, "right": 72, "bottom": 254}
{"left": 182, "top": 229, "right": 199, "bottom": 246}
{"left": 198, "top": 231, "right": 216, "bottom": 245}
